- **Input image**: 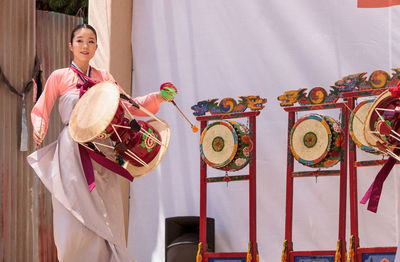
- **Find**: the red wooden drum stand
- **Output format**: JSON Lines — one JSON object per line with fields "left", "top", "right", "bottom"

{"left": 282, "top": 103, "right": 349, "bottom": 262}
{"left": 192, "top": 96, "right": 267, "bottom": 262}
{"left": 343, "top": 88, "right": 397, "bottom": 262}
{"left": 278, "top": 69, "right": 400, "bottom": 262}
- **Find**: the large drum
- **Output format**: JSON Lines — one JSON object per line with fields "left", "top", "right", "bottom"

{"left": 290, "top": 114, "right": 343, "bottom": 168}
{"left": 69, "top": 81, "right": 170, "bottom": 178}
{"left": 349, "top": 99, "right": 381, "bottom": 154}
{"left": 364, "top": 90, "right": 400, "bottom": 158}
{"left": 200, "top": 120, "right": 252, "bottom": 171}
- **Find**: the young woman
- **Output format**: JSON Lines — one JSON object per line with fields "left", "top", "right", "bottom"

{"left": 28, "top": 24, "right": 176, "bottom": 261}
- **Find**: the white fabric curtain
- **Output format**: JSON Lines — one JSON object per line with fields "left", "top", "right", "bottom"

{"left": 128, "top": 1, "right": 400, "bottom": 261}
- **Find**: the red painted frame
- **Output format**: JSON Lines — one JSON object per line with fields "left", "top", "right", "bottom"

{"left": 196, "top": 111, "right": 260, "bottom": 261}
{"left": 282, "top": 102, "right": 349, "bottom": 261}
{"left": 343, "top": 90, "right": 397, "bottom": 262}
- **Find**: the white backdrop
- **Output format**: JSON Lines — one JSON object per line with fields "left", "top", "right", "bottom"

{"left": 127, "top": 1, "right": 400, "bottom": 261}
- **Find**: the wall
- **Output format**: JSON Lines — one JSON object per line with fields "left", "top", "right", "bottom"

{"left": 0, "top": 2, "right": 82, "bottom": 260}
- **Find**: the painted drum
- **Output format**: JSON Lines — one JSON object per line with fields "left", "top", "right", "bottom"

{"left": 200, "top": 120, "right": 252, "bottom": 171}
{"left": 290, "top": 114, "right": 343, "bottom": 168}
{"left": 349, "top": 99, "right": 382, "bottom": 154}
{"left": 69, "top": 81, "right": 121, "bottom": 143}
{"left": 364, "top": 90, "right": 400, "bottom": 157}
{"left": 69, "top": 81, "right": 170, "bottom": 178}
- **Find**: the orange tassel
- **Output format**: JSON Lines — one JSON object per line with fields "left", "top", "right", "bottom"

{"left": 334, "top": 240, "right": 342, "bottom": 262}
{"left": 196, "top": 242, "right": 203, "bottom": 262}
{"left": 247, "top": 242, "right": 253, "bottom": 262}
{"left": 281, "top": 240, "right": 288, "bottom": 262}
{"left": 348, "top": 235, "right": 355, "bottom": 262}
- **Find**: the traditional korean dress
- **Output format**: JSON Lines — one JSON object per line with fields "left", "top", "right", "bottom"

{"left": 27, "top": 66, "right": 164, "bottom": 262}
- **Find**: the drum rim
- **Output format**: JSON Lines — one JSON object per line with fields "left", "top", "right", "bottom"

{"left": 363, "top": 90, "right": 393, "bottom": 152}
{"left": 124, "top": 118, "right": 171, "bottom": 178}
{"left": 199, "top": 120, "right": 239, "bottom": 169}
{"left": 290, "top": 114, "right": 332, "bottom": 166}
{"left": 349, "top": 99, "right": 381, "bottom": 154}
{"left": 69, "top": 81, "right": 120, "bottom": 143}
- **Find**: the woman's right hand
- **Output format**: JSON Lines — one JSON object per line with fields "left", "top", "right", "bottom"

{"left": 33, "top": 130, "right": 44, "bottom": 148}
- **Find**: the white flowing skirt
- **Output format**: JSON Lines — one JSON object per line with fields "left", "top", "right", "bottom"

{"left": 28, "top": 127, "right": 135, "bottom": 262}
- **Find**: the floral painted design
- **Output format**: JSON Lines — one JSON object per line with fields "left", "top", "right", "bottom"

{"left": 239, "top": 125, "right": 249, "bottom": 134}
{"left": 141, "top": 128, "right": 157, "bottom": 152}
{"left": 243, "top": 147, "right": 250, "bottom": 157}
{"left": 242, "top": 135, "right": 250, "bottom": 145}
{"left": 333, "top": 122, "right": 341, "bottom": 133}
{"left": 235, "top": 158, "right": 247, "bottom": 167}
{"left": 335, "top": 135, "right": 343, "bottom": 148}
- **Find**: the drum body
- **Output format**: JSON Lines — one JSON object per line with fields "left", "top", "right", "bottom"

{"left": 350, "top": 99, "right": 381, "bottom": 154}
{"left": 69, "top": 81, "right": 170, "bottom": 178}
{"left": 200, "top": 120, "right": 251, "bottom": 171}
{"left": 364, "top": 90, "right": 400, "bottom": 154}
{"left": 290, "top": 114, "right": 342, "bottom": 168}
{"left": 107, "top": 115, "right": 162, "bottom": 167}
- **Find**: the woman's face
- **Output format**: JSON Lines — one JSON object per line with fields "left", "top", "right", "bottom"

{"left": 69, "top": 28, "right": 97, "bottom": 65}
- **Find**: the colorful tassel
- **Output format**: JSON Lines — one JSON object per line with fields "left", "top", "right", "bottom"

{"left": 389, "top": 80, "right": 400, "bottom": 98}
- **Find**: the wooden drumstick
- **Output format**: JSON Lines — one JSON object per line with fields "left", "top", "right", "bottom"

{"left": 119, "top": 88, "right": 165, "bottom": 125}
{"left": 171, "top": 100, "right": 199, "bottom": 133}
{"left": 35, "top": 91, "right": 46, "bottom": 149}
{"left": 159, "top": 82, "right": 199, "bottom": 133}
{"left": 120, "top": 84, "right": 198, "bottom": 132}
{"left": 136, "top": 104, "right": 165, "bottom": 125}
{"left": 375, "top": 107, "right": 396, "bottom": 112}
{"left": 343, "top": 102, "right": 364, "bottom": 124}
{"left": 35, "top": 119, "right": 43, "bottom": 149}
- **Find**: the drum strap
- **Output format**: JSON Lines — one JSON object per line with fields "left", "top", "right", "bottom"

{"left": 78, "top": 144, "right": 133, "bottom": 192}
{"left": 360, "top": 148, "right": 400, "bottom": 212}
{"left": 77, "top": 144, "right": 96, "bottom": 191}
{"left": 69, "top": 63, "right": 97, "bottom": 98}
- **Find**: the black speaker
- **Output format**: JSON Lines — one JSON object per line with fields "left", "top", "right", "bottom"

{"left": 165, "top": 216, "right": 215, "bottom": 262}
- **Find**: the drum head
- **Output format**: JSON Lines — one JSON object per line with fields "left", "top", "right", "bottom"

{"left": 200, "top": 121, "right": 238, "bottom": 169}
{"left": 124, "top": 118, "right": 170, "bottom": 178}
{"left": 290, "top": 114, "right": 332, "bottom": 166}
{"left": 350, "top": 99, "right": 381, "bottom": 154}
{"left": 69, "top": 81, "right": 120, "bottom": 143}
